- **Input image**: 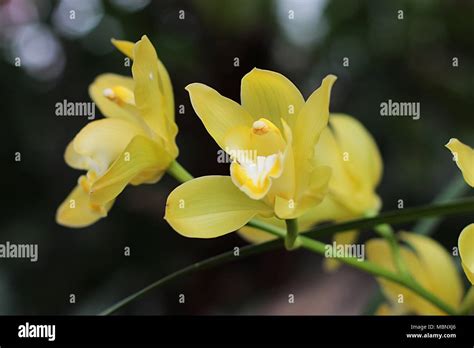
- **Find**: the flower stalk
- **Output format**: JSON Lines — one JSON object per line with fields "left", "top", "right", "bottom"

{"left": 373, "top": 223, "right": 410, "bottom": 277}
{"left": 247, "top": 219, "right": 458, "bottom": 315}
{"left": 167, "top": 160, "right": 194, "bottom": 183}
{"left": 284, "top": 219, "right": 300, "bottom": 250}
{"left": 98, "top": 161, "right": 474, "bottom": 315}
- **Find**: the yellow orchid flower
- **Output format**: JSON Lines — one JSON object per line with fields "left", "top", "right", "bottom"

{"left": 445, "top": 138, "right": 474, "bottom": 284}
{"left": 165, "top": 69, "right": 336, "bottom": 238}
{"left": 56, "top": 35, "right": 178, "bottom": 228}
{"left": 238, "top": 114, "right": 382, "bottom": 259}
{"left": 367, "top": 232, "right": 464, "bottom": 315}
{"left": 312, "top": 114, "right": 382, "bottom": 270}
{"left": 310, "top": 114, "right": 382, "bottom": 219}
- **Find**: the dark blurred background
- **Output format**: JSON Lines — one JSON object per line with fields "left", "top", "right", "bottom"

{"left": 1, "top": 0, "right": 473, "bottom": 315}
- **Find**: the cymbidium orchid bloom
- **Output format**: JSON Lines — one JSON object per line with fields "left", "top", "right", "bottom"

{"left": 367, "top": 232, "right": 464, "bottom": 315}
{"left": 56, "top": 35, "right": 178, "bottom": 228}
{"left": 165, "top": 69, "right": 336, "bottom": 238}
{"left": 312, "top": 114, "right": 382, "bottom": 269}
{"left": 310, "top": 114, "right": 382, "bottom": 220}
{"left": 238, "top": 114, "right": 382, "bottom": 266}
{"left": 445, "top": 138, "right": 474, "bottom": 284}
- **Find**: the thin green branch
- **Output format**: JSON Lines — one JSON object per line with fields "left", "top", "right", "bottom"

{"left": 364, "top": 174, "right": 469, "bottom": 314}
{"left": 303, "top": 197, "right": 474, "bottom": 240}
{"left": 373, "top": 223, "right": 410, "bottom": 277}
{"left": 98, "top": 163, "right": 472, "bottom": 315}
{"left": 99, "top": 238, "right": 283, "bottom": 315}
{"left": 414, "top": 175, "right": 468, "bottom": 235}
{"left": 247, "top": 220, "right": 457, "bottom": 315}
{"left": 97, "top": 196, "right": 474, "bottom": 315}
{"left": 167, "top": 160, "right": 194, "bottom": 183}
{"left": 284, "top": 219, "right": 299, "bottom": 250}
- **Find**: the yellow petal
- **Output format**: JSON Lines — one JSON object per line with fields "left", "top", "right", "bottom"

{"left": 132, "top": 35, "right": 176, "bottom": 149}
{"left": 240, "top": 68, "right": 305, "bottom": 129}
{"left": 304, "top": 193, "right": 354, "bottom": 225}
{"left": 314, "top": 127, "right": 353, "bottom": 197}
{"left": 112, "top": 36, "right": 177, "bottom": 151}
{"left": 265, "top": 119, "right": 296, "bottom": 202}
{"left": 265, "top": 119, "right": 298, "bottom": 205}
{"left": 89, "top": 73, "right": 147, "bottom": 128}
{"left": 366, "top": 238, "right": 434, "bottom": 314}
{"left": 56, "top": 181, "right": 114, "bottom": 228}
{"left": 165, "top": 176, "right": 272, "bottom": 238}
{"left": 72, "top": 118, "right": 147, "bottom": 174}
{"left": 445, "top": 138, "right": 474, "bottom": 187}
{"left": 250, "top": 118, "right": 286, "bottom": 155}
{"left": 293, "top": 165, "right": 332, "bottom": 216}
{"left": 297, "top": 200, "right": 332, "bottom": 229}
{"left": 459, "top": 224, "right": 474, "bottom": 284}
{"left": 186, "top": 83, "right": 254, "bottom": 150}
{"left": 293, "top": 75, "right": 336, "bottom": 199}
{"left": 330, "top": 114, "right": 383, "bottom": 190}
{"left": 154, "top": 49, "right": 176, "bottom": 142}
{"left": 293, "top": 74, "right": 336, "bottom": 155}
{"left": 367, "top": 233, "right": 463, "bottom": 315}
{"left": 90, "top": 135, "right": 171, "bottom": 205}
{"left": 225, "top": 118, "right": 287, "bottom": 157}
{"left": 401, "top": 232, "right": 464, "bottom": 311}
{"left": 65, "top": 141, "right": 88, "bottom": 171}
{"left": 111, "top": 38, "right": 134, "bottom": 58}
{"left": 274, "top": 165, "right": 331, "bottom": 219}
{"left": 314, "top": 116, "right": 382, "bottom": 216}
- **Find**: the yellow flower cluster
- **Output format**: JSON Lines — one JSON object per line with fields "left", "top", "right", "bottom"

{"left": 56, "top": 36, "right": 178, "bottom": 227}
{"left": 56, "top": 36, "right": 472, "bottom": 315}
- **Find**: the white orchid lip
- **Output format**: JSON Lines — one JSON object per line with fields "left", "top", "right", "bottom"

{"left": 230, "top": 151, "right": 284, "bottom": 200}
{"left": 227, "top": 117, "right": 288, "bottom": 200}
{"left": 239, "top": 153, "right": 282, "bottom": 187}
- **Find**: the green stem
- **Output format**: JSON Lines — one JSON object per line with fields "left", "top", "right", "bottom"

{"left": 166, "top": 160, "right": 194, "bottom": 182}
{"left": 98, "top": 162, "right": 473, "bottom": 315}
{"left": 365, "top": 210, "right": 409, "bottom": 278}
{"left": 97, "top": 196, "right": 474, "bottom": 315}
{"left": 304, "top": 197, "right": 474, "bottom": 240}
{"left": 247, "top": 220, "right": 457, "bottom": 315}
{"left": 364, "top": 174, "right": 469, "bottom": 314}
{"left": 373, "top": 223, "right": 410, "bottom": 277}
{"left": 284, "top": 219, "right": 299, "bottom": 250}
{"left": 414, "top": 175, "right": 468, "bottom": 235}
